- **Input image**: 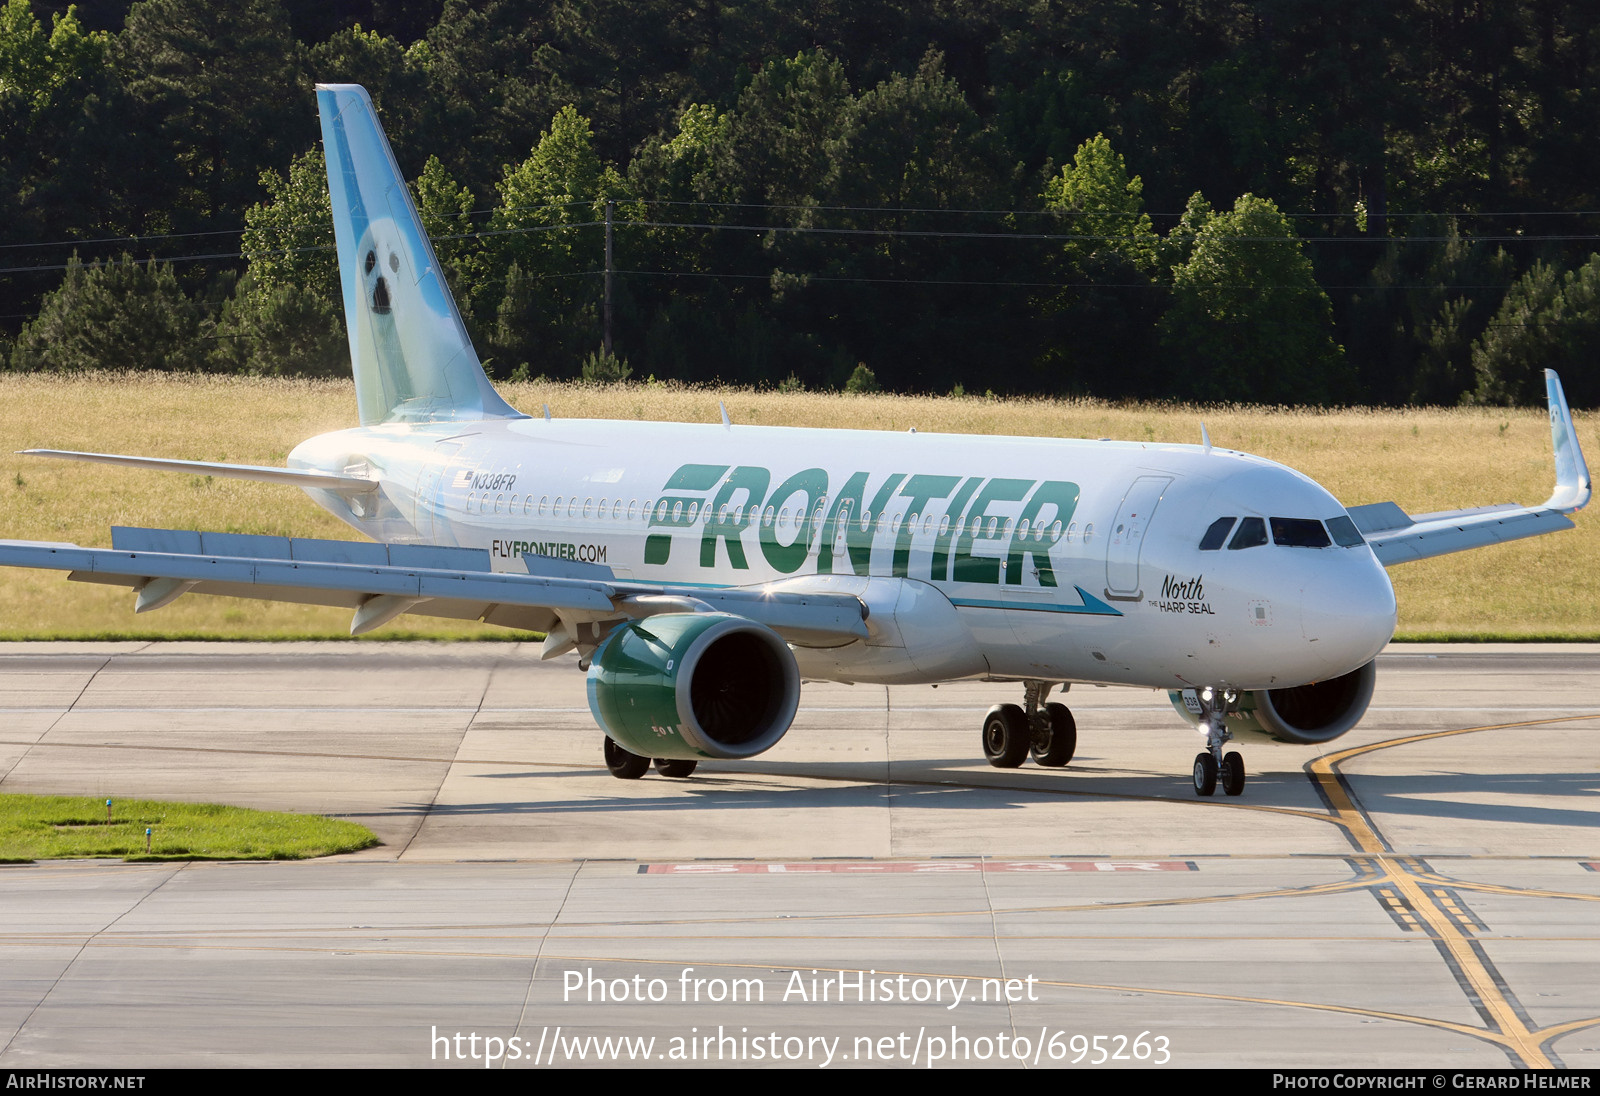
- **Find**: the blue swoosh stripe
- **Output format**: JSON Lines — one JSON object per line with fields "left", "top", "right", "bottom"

{"left": 950, "top": 586, "right": 1123, "bottom": 616}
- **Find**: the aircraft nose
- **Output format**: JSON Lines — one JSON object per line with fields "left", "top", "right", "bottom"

{"left": 1300, "top": 558, "right": 1396, "bottom": 672}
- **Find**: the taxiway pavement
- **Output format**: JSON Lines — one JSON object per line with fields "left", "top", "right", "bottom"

{"left": 1, "top": 642, "right": 1596, "bottom": 1068}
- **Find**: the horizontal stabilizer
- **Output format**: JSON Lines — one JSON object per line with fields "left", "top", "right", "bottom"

{"left": 21, "top": 450, "right": 377, "bottom": 496}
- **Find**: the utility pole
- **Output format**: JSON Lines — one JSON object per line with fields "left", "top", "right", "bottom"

{"left": 603, "top": 199, "right": 614, "bottom": 359}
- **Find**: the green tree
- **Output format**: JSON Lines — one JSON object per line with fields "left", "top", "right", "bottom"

{"left": 1471, "top": 255, "right": 1600, "bottom": 407}
{"left": 219, "top": 146, "right": 349, "bottom": 377}
{"left": 112, "top": 0, "right": 307, "bottom": 233}
{"left": 239, "top": 147, "right": 337, "bottom": 306}
{"left": 495, "top": 105, "right": 625, "bottom": 272}
{"left": 414, "top": 154, "right": 476, "bottom": 267}
{"left": 411, "top": 0, "right": 553, "bottom": 196}
{"left": 487, "top": 105, "right": 633, "bottom": 374}
{"left": 1042, "top": 133, "right": 1158, "bottom": 274}
{"left": 212, "top": 274, "right": 346, "bottom": 377}
{"left": 488, "top": 261, "right": 544, "bottom": 379}
{"left": 629, "top": 102, "right": 731, "bottom": 205}
{"left": 1160, "top": 193, "right": 1346, "bottom": 404}
{"left": 1033, "top": 133, "right": 1164, "bottom": 398}
{"left": 307, "top": 25, "right": 432, "bottom": 171}
{"left": 1346, "top": 224, "right": 1515, "bottom": 406}
{"left": 0, "top": 0, "right": 106, "bottom": 118}
{"left": 807, "top": 51, "right": 1008, "bottom": 392}
{"left": 825, "top": 51, "right": 994, "bottom": 216}
{"left": 1161, "top": 192, "right": 1215, "bottom": 273}
{"left": 580, "top": 347, "right": 632, "bottom": 383}
{"left": 844, "top": 363, "right": 880, "bottom": 393}
{"left": 412, "top": 153, "right": 482, "bottom": 333}
{"left": 1, "top": 0, "right": 115, "bottom": 274}
{"left": 720, "top": 49, "right": 853, "bottom": 208}
{"left": 10, "top": 254, "right": 209, "bottom": 372}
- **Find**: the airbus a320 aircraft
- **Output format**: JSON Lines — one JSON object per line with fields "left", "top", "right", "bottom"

{"left": 2, "top": 86, "right": 1590, "bottom": 797}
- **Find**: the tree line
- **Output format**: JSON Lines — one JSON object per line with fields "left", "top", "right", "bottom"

{"left": 4, "top": 0, "right": 1599, "bottom": 406}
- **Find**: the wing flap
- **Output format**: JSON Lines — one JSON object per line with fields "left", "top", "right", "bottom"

{"left": 0, "top": 527, "right": 868, "bottom": 643}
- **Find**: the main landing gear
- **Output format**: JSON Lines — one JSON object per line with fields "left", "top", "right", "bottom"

{"left": 603, "top": 737, "right": 699, "bottom": 780}
{"left": 1191, "top": 686, "right": 1246, "bottom": 797}
{"left": 983, "top": 681, "right": 1076, "bottom": 769}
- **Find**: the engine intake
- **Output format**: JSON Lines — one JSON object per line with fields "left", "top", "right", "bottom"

{"left": 1168, "top": 659, "right": 1376, "bottom": 744}
{"left": 587, "top": 613, "right": 800, "bottom": 760}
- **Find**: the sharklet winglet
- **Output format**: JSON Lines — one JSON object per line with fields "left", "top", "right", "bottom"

{"left": 1543, "top": 369, "right": 1591, "bottom": 513}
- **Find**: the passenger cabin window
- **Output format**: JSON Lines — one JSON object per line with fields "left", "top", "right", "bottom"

{"left": 1327, "top": 515, "right": 1365, "bottom": 547}
{"left": 1271, "top": 517, "right": 1332, "bottom": 548}
{"left": 1228, "top": 517, "right": 1268, "bottom": 549}
{"left": 1199, "top": 517, "right": 1236, "bottom": 551}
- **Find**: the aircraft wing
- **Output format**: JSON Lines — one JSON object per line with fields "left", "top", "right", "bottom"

{"left": 1348, "top": 370, "right": 1591, "bottom": 566}
{"left": 0, "top": 526, "right": 869, "bottom": 647}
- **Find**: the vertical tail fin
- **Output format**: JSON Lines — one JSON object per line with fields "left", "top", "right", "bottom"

{"left": 316, "top": 84, "right": 522, "bottom": 425}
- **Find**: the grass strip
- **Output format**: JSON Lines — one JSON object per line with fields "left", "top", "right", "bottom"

{"left": 0, "top": 793, "right": 379, "bottom": 862}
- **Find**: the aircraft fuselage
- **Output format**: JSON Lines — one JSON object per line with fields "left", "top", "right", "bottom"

{"left": 289, "top": 418, "right": 1398, "bottom": 693}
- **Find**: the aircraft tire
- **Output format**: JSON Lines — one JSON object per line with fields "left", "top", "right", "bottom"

{"left": 654, "top": 758, "right": 699, "bottom": 778}
{"left": 982, "top": 704, "right": 1029, "bottom": 768}
{"left": 1193, "top": 752, "right": 1218, "bottom": 796}
{"left": 1031, "top": 703, "right": 1077, "bottom": 766}
{"left": 1221, "top": 751, "right": 1246, "bottom": 796}
{"left": 604, "top": 737, "right": 650, "bottom": 779}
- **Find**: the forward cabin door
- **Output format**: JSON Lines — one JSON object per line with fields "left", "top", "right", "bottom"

{"left": 1104, "top": 475, "right": 1172, "bottom": 601}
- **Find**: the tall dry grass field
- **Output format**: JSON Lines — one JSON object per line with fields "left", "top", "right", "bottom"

{"left": 0, "top": 374, "right": 1593, "bottom": 639}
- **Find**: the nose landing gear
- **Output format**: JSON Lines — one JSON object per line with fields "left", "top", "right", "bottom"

{"left": 1191, "top": 686, "right": 1246, "bottom": 797}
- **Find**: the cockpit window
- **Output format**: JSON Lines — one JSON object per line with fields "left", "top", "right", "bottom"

{"left": 1327, "top": 515, "right": 1365, "bottom": 547}
{"left": 1228, "top": 517, "right": 1268, "bottom": 549}
{"left": 1271, "top": 517, "right": 1332, "bottom": 548}
{"left": 1199, "top": 517, "right": 1236, "bottom": 551}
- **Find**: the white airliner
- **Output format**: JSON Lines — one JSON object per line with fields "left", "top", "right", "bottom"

{"left": 3, "top": 86, "right": 1590, "bottom": 797}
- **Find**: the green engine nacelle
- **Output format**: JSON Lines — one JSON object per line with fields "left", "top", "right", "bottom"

{"left": 587, "top": 612, "right": 801, "bottom": 761}
{"left": 1167, "top": 660, "right": 1376, "bottom": 744}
